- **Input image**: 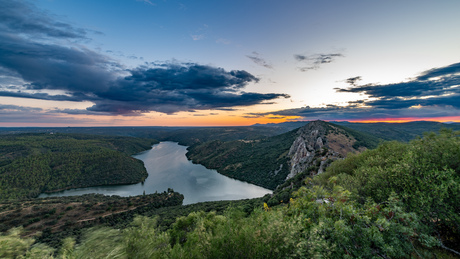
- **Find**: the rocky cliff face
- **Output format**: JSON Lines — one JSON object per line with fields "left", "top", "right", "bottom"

{"left": 286, "top": 120, "right": 362, "bottom": 180}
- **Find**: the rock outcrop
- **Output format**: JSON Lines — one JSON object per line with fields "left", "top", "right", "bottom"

{"left": 286, "top": 120, "right": 361, "bottom": 180}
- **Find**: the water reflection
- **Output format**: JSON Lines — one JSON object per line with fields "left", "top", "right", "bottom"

{"left": 39, "top": 142, "right": 271, "bottom": 204}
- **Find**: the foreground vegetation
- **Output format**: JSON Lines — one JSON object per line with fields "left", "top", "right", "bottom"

{"left": 0, "top": 191, "right": 184, "bottom": 244}
{"left": 2, "top": 129, "right": 458, "bottom": 258}
{"left": 0, "top": 134, "right": 157, "bottom": 200}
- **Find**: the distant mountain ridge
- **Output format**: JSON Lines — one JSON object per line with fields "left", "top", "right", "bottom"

{"left": 0, "top": 126, "right": 293, "bottom": 147}
{"left": 333, "top": 121, "right": 460, "bottom": 142}
{"left": 252, "top": 120, "right": 460, "bottom": 142}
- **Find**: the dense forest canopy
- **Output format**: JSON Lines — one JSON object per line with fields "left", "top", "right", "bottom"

{"left": 186, "top": 129, "right": 299, "bottom": 189}
{"left": 0, "top": 134, "right": 157, "bottom": 200}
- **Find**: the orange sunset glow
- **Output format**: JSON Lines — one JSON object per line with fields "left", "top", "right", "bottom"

{"left": 344, "top": 116, "right": 460, "bottom": 124}
{"left": 1, "top": 1, "right": 460, "bottom": 127}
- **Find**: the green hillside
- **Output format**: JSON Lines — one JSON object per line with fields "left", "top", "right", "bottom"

{"left": 2, "top": 129, "right": 459, "bottom": 258}
{"left": 186, "top": 121, "right": 381, "bottom": 190}
{"left": 186, "top": 129, "right": 299, "bottom": 189}
{"left": 0, "top": 134, "right": 157, "bottom": 200}
{"left": 333, "top": 121, "right": 460, "bottom": 142}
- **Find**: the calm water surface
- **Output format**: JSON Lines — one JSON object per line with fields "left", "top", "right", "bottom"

{"left": 39, "top": 142, "right": 271, "bottom": 204}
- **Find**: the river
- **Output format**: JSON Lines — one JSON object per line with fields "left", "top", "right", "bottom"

{"left": 38, "top": 142, "right": 272, "bottom": 205}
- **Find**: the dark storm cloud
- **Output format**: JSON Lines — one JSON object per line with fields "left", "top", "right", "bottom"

{"left": 0, "top": 1, "right": 113, "bottom": 93}
{"left": 0, "top": 91, "right": 97, "bottom": 102}
{"left": 0, "top": 1, "right": 289, "bottom": 116}
{"left": 337, "top": 62, "right": 460, "bottom": 109}
{"left": 294, "top": 53, "right": 344, "bottom": 71}
{"left": 87, "top": 63, "right": 289, "bottom": 115}
{"left": 253, "top": 62, "right": 460, "bottom": 121}
{"left": 0, "top": 33, "right": 117, "bottom": 93}
{"left": 337, "top": 78, "right": 460, "bottom": 99}
{"left": 366, "top": 93, "right": 460, "bottom": 110}
{"left": 253, "top": 103, "right": 460, "bottom": 121}
{"left": 124, "top": 64, "right": 259, "bottom": 90}
{"left": 246, "top": 52, "right": 273, "bottom": 69}
{"left": 246, "top": 105, "right": 380, "bottom": 121}
{"left": 0, "top": 0, "right": 87, "bottom": 39}
{"left": 56, "top": 108, "right": 124, "bottom": 116}
{"left": 417, "top": 62, "right": 460, "bottom": 80}
{"left": 265, "top": 105, "right": 357, "bottom": 117}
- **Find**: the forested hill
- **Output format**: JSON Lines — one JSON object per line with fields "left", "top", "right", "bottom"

{"left": 187, "top": 128, "right": 298, "bottom": 190}
{"left": 0, "top": 134, "right": 157, "bottom": 200}
{"left": 330, "top": 121, "right": 460, "bottom": 142}
{"left": 0, "top": 125, "right": 299, "bottom": 147}
{"left": 186, "top": 120, "right": 380, "bottom": 190}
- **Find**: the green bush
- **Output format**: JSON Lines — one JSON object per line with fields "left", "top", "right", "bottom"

{"left": 317, "top": 129, "right": 460, "bottom": 250}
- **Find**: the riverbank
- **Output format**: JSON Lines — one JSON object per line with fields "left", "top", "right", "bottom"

{"left": 39, "top": 142, "right": 271, "bottom": 205}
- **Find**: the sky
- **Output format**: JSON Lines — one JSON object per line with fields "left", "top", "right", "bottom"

{"left": 1, "top": 0, "right": 460, "bottom": 126}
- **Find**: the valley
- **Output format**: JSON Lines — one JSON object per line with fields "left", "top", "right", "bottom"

{"left": 186, "top": 120, "right": 381, "bottom": 189}
{"left": 1, "top": 121, "right": 459, "bottom": 258}
{"left": 2, "top": 1, "right": 459, "bottom": 257}
{"left": 39, "top": 141, "right": 271, "bottom": 205}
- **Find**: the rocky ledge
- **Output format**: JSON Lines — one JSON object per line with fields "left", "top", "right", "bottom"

{"left": 286, "top": 120, "right": 363, "bottom": 179}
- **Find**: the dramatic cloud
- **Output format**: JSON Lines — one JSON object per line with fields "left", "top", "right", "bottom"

{"left": 253, "top": 103, "right": 460, "bottom": 122}
{"left": 294, "top": 52, "right": 344, "bottom": 71}
{"left": 85, "top": 63, "right": 288, "bottom": 115}
{"left": 0, "top": 0, "right": 116, "bottom": 94}
{"left": 246, "top": 52, "right": 273, "bottom": 69}
{"left": 337, "top": 62, "right": 460, "bottom": 109}
{"left": 0, "top": 1, "right": 289, "bottom": 116}
{"left": 0, "top": 91, "right": 94, "bottom": 102}
{"left": 253, "top": 62, "right": 460, "bottom": 121}
{"left": 0, "top": 0, "right": 87, "bottom": 39}
{"left": 417, "top": 62, "right": 460, "bottom": 80}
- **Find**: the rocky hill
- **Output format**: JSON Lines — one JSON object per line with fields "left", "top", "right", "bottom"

{"left": 286, "top": 120, "right": 371, "bottom": 179}
{"left": 186, "top": 120, "right": 379, "bottom": 189}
